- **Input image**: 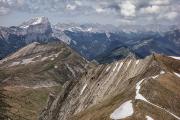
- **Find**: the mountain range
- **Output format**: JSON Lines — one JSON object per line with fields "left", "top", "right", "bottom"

{"left": 0, "top": 16, "right": 179, "bottom": 120}
{"left": 0, "top": 17, "right": 180, "bottom": 63}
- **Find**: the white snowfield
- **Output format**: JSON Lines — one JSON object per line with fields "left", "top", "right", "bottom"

{"left": 135, "top": 78, "right": 180, "bottom": 120}
{"left": 170, "top": 56, "right": 180, "bottom": 60}
{"left": 146, "top": 115, "right": 154, "bottom": 120}
{"left": 110, "top": 100, "right": 134, "bottom": 119}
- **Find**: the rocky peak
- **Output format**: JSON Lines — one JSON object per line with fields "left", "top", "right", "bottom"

{"left": 19, "top": 16, "right": 52, "bottom": 35}
{"left": 20, "top": 16, "right": 50, "bottom": 29}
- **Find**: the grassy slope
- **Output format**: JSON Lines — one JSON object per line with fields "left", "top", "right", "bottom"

{"left": 0, "top": 42, "right": 88, "bottom": 120}
{"left": 4, "top": 86, "right": 61, "bottom": 120}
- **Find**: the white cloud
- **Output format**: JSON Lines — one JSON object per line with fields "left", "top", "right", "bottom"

{"left": 0, "top": 0, "right": 179, "bottom": 26}
{"left": 120, "top": 1, "right": 136, "bottom": 17}
{"left": 66, "top": 4, "right": 76, "bottom": 10}
{"left": 140, "top": 5, "right": 160, "bottom": 14}
{"left": 16, "top": 0, "right": 25, "bottom": 6}
{"left": 150, "top": 0, "right": 169, "bottom": 5}
{"left": 0, "top": 7, "right": 10, "bottom": 15}
{"left": 96, "top": 8, "right": 105, "bottom": 13}
{"left": 116, "top": 19, "right": 135, "bottom": 24}
{"left": 75, "top": 1, "right": 82, "bottom": 6}
{"left": 164, "top": 12, "right": 178, "bottom": 20}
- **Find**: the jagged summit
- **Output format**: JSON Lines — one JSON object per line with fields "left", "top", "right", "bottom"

{"left": 19, "top": 16, "right": 50, "bottom": 29}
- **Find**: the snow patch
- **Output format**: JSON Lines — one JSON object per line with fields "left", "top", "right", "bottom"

{"left": 136, "top": 60, "right": 139, "bottom": 65}
{"left": 160, "top": 71, "right": 165, "bottom": 74}
{"left": 80, "top": 84, "right": 87, "bottom": 95}
{"left": 21, "top": 25, "right": 29, "bottom": 29}
{"left": 135, "top": 78, "right": 180, "bottom": 120}
{"left": 54, "top": 65, "right": 58, "bottom": 69}
{"left": 152, "top": 75, "right": 159, "bottom": 79}
{"left": 9, "top": 61, "right": 21, "bottom": 67}
{"left": 170, "top": 56, "right": 180, "bottom": 60}
{"left": 152, "top": 71, "right": 165, "bottom": 79}
{"left": 32, "top": 17, "right": 43, "bottom": 25}
{"left": 21, "top": 58, "right": 35, "bottom": 64}
{"left": 51, "top": 58, "right": 55, "bottom": 61}
{"left": 87, "top": 27, "right": 93, "bottom": 32}
{"left": 135, "top": 79, "right": 148, "bottom": 101}
{"left": 146, "top": 116, "right": 154, "bottom": 120}
{"left": 110, "top": 100, "right": 134, "bottom": 119}
{"left": 54, "top": 53, "right": 60, "bottom": 58}
{"left": 41, "top": 57, "right": 48, "bottom": 61}
{"left": 174, "top": 72, "right": 180, "bottom": 77}
{"left": 106, "top": 32, "right": 111, "bottom": 38}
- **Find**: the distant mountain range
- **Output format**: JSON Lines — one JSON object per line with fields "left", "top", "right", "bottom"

{"left": 0, "top": 16, "right": 180, "bottom": 63}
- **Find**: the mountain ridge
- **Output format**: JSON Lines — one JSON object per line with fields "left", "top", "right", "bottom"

{"left": 0, "top": 16, "right": 180, "bottom": 63}
{"left": 0, "top": 41, "right": 91, "bottom": 120}
{"left": 39, "top": 54, "right": 180, "bottom": 120}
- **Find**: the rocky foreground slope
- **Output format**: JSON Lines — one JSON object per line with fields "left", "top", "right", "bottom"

{"left": 40, "top": 54, "right": 180, "bottom": 120}
{"left": 0, "top": 41, "right": 90, "bottom": 120}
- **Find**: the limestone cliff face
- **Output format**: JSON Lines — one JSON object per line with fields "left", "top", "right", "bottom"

{"left": 40, "top": 54, "right": 180, "bottom": 120}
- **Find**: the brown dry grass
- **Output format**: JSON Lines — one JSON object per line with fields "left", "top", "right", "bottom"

{"left": 4, "top": 86, "right": 61, "bottom": 120}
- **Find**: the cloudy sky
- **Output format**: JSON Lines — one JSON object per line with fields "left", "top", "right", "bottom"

{"left": 0, "top": 0, "right": 179, "bottom": 26}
